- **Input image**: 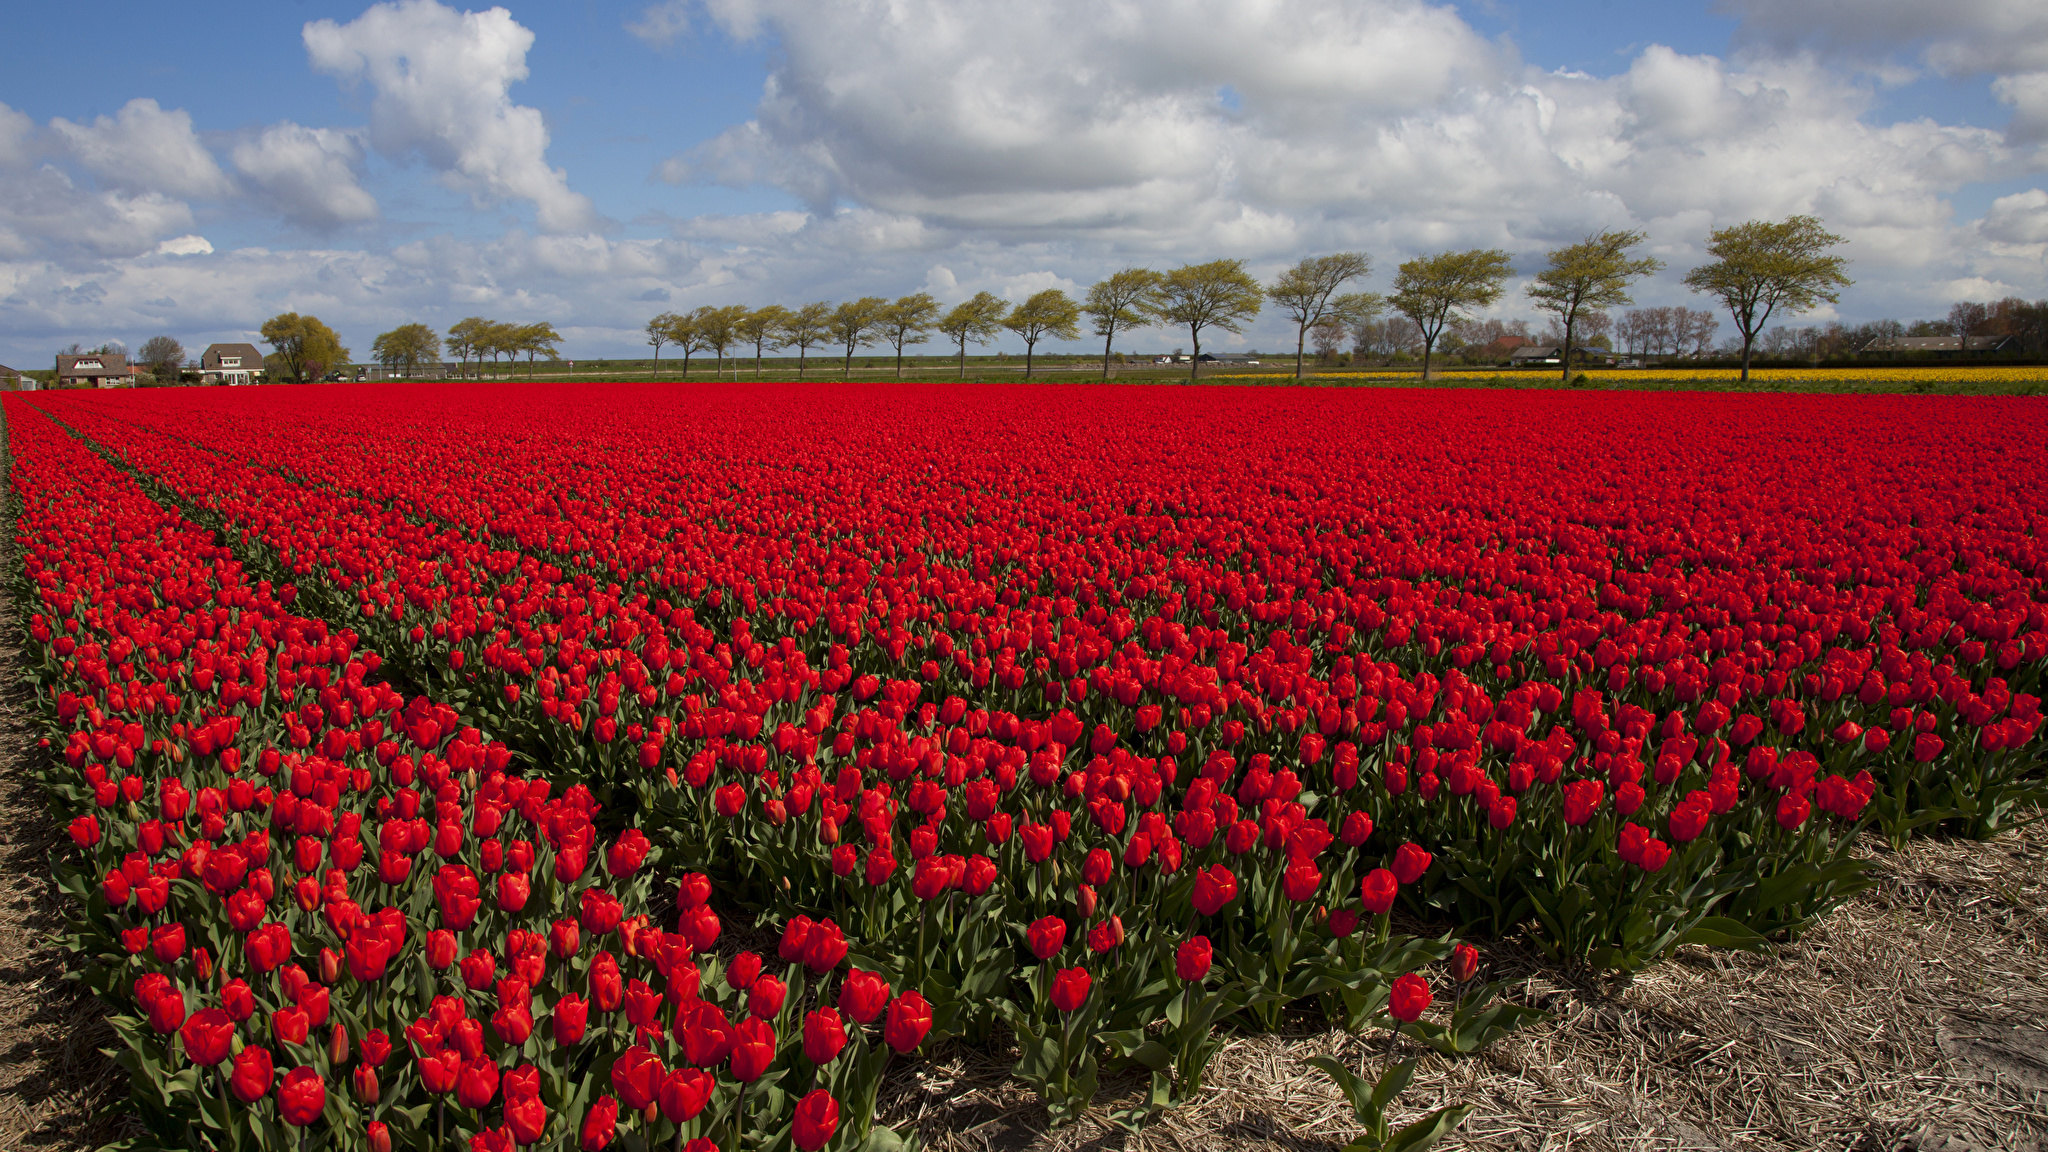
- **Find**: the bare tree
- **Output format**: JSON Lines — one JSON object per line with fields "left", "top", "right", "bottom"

{"left": 139, "top": 335, "right": 185, "bottom": 382}
{"left": 1948, "top": 300, "right": 1990, "bottom": 355}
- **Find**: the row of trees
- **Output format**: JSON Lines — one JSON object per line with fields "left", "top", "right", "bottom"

{"left": 638, "top": 216, "right": 1851, "bottom": 385}
{"left": 638, "top": 258, "right": 1407, "bottom": 383}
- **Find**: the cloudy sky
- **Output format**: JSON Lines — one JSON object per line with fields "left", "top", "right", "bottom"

{"left": 3, "top": 0, "right": 2046, "bottom": 367}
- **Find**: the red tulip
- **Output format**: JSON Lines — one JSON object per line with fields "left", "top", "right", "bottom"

{"left": 804, "top": 1007, "right": 848, "bottom": 1064}
{"left": 1388, "top": 973, "right": 1432, "bottom": 1022}
{"left": 609, "top": 1047, "right": 664, "bottom": 1112}
{"left": 1191, "top": 864, "right": 1238, "bottom": 916}
{"left": 1449, "top": 943, "right": 1480, "bottom": 983}
{"left": 792, "top": 1089, "right": 842, "bottom": 1152}
{"left": 1359, "top": 867, "right": 1398, "bottom": 914}
{"left": 579, "top": 1096, "right": 619, "bottom": 1151}
{"left": 1391, "top": 842, "right": 1432, "bottom": 884}
{"left": 279, "top": 1066, "right": 327, "bottom": 1127}
{"left": 730, "top": 1016, "right": 778, "bottom": 1080}
{"left": 180, "top": 1007, "right": 234, "bottom": 1066}
{"left": 838, "top": 969, "right": 891, "bottom": 1024}
{"left": 456, "top": 1058, "right": 501, "bottom": 1109}
{"left": 1176, "top": 936, "right": 1213, "bottom": 982}
{"left": 883, "top": 991, "right": 933, "bottom": 1054}
{"left": 1050, "top": 967, "right": 1091, "bottom": 1013}
{"left": 1025, "top": 915, "right": 1066, "bottom": 960}
{"left": 658, "top": 1067, "right": 712, "bottom": 1122}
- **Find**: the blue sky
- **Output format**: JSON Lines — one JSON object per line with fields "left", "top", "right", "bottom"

{"left": 2, "top": 0, "right": 2045, "bottom": 367}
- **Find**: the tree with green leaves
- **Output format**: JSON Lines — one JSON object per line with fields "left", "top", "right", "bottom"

{"left": 1526, "top": 230, "right": 1664, "bottom": 380}
{"left": 1267, "top": 253, "right": 1377, "bottom": 378}
{"left": 1683, "top": 215, "right": 1852, "bottom": 382}
{"left": 665, "top": 310, "right": 705, "bottom": 378}
{"left": 372, "top": 323, "right": 442, "bottom": 376}
{"left": 938, "top": 292, "right": 1008, "bottom": 379}
{"left": 878, "top": 293, "right": 941, "bottom": 379}
{"left": 1388, "top": 249, "right": 1515, "bottom": 379}
{"left": 736, "top": 305, "right": 790, "bottom": 377}
{"left": 691, "top": 305, "right": 749, "bottom": 379}
{"left": 778, "top": 302, "right": 832, "bottom": 378}
{"left": 1081, "top": 269, "right": 1162, "bottom": 379}
{"left": 830, "top": 296, "right": 889, "bottom": 378}
{"left": 448, "top": 317, "right": 490, "bottom": 379}
{"left": 260, "top": 312, "right": 349, "bottom": 383}
{"left": 1003, "top": 289, "right": 1082, "bottom": 379}
{"left": 1156, "top": 259, "right": 1264, "bottom": 382}
{"left": 515, "top": 322, "right": 560, "bottom": 378}
{"left": 644, "top": 312, "right": 676, "bottom": 380}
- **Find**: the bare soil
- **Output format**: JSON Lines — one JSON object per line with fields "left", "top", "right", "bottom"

{"left": 880, "top": 822, "right": 2048, "bottom": 1152}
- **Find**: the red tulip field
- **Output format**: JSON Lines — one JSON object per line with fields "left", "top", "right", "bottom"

{"left": 6, "top": 381, "right": 2045, "bottom": 1151}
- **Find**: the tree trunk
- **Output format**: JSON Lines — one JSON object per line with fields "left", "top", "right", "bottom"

{"left": 896, "top": 345, "right": 904, "bottom": 379}
{"left": 798, "top": 346, "right": 806, "bottom": 378}
{"left": 1740, "top": 332, "right": 1753, "bottom": 383}
{"left": 1188, "top": 327, "right": 1200, "bottom": 384}
{"left": 958, "top": 339, "right": 968, "bottom": 380}
{"left": 843, "top": 345, "right": 854, "bottom": 378}
{"left": 1101, "top": 329, "right": 1113, "bottom": 380}
{"left": 1024, "top": 337, "right": 1035, "bottom": 380}
{"left": 1421, "top": 333, "right": 1435, "bottom": 380}
{"left": 1295, "top": 322, "right": 1307, "bottom": 379}
{"left": 1561, "top": 312, "right": 1575, "bottom": 382}
{"left": 652, "top": 347, "right": 661, "bottom": 380}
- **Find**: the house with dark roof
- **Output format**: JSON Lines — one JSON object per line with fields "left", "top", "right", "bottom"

{"left": 1508, "top": 344, "right": 1621, "bottom": 367}
{"left": 201, "top": 343, "right": 266, "bottom": 385}
{"left": 55, "top": 352, "right": 136, "bottom": 388}
{"left": 0, "top": 365, "right": 24, "bottom": 390}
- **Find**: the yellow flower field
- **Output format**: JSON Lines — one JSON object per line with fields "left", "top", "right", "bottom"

{"left": 1198, "top": 364, "right": 2048, "bottom": 391}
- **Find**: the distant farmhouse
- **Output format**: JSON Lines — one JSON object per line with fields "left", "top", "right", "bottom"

{"left": 1508, "top": 344, "right": 1623, "bottom": 367}
{"left": 200, "top": 343, "right": 266, "bottom": 385}
{"left": 55, "top": 352, "right": 139, "bottom": 388}
{"left": 0, "top": 365, "right": 26, "bottom": 390}
{"left": 1859, "top": 335, "right": 2015, "bottom": 357}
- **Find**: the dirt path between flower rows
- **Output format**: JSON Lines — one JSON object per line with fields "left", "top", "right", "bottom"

{"left": 0, "top": 410, "right": 138, "bottom": 1151}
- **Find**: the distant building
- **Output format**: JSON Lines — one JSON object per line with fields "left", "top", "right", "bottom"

{"left": 1509, "top": 344, "right": 1621, "bottom": 367}
{"left": 55, "top": 352, "right": 137, "bottom": 388}
{"left": 1478, "top": 335, "right": 1535, "bottom": 360}
{"left": 0, "top": 365, "right": 25, "bottom": 390}
{"left": 1858, "top": 335, "right": 2014, "bottom": 357}
{"left": 201, "top": 343, "right": 266, "bottom": 385}
{"left": 363, "top": 362, "right": 451, "bottom": 381}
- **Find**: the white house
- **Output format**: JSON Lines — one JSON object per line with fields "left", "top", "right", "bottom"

{"left": 201, "top": 343, "right": 265, "bottom": 385}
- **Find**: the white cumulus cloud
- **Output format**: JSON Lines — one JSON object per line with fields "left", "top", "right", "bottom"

{"left": 304, "top": 0, "right": 599, "bottom": 233}
{"left": 49, "top": 98, "right": 236, "bottom": 200}
{"left": 232, "top": 123, "right": 379, "bottom": 228}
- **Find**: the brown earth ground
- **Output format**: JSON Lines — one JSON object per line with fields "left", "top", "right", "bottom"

{"left": 1, "top": 560, "right": 2042, "bottom": 1152}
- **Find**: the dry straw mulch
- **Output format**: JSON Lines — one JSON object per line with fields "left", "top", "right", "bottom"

{"left": 882, "top": 821, "right": 2048, "bottom": 1152}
